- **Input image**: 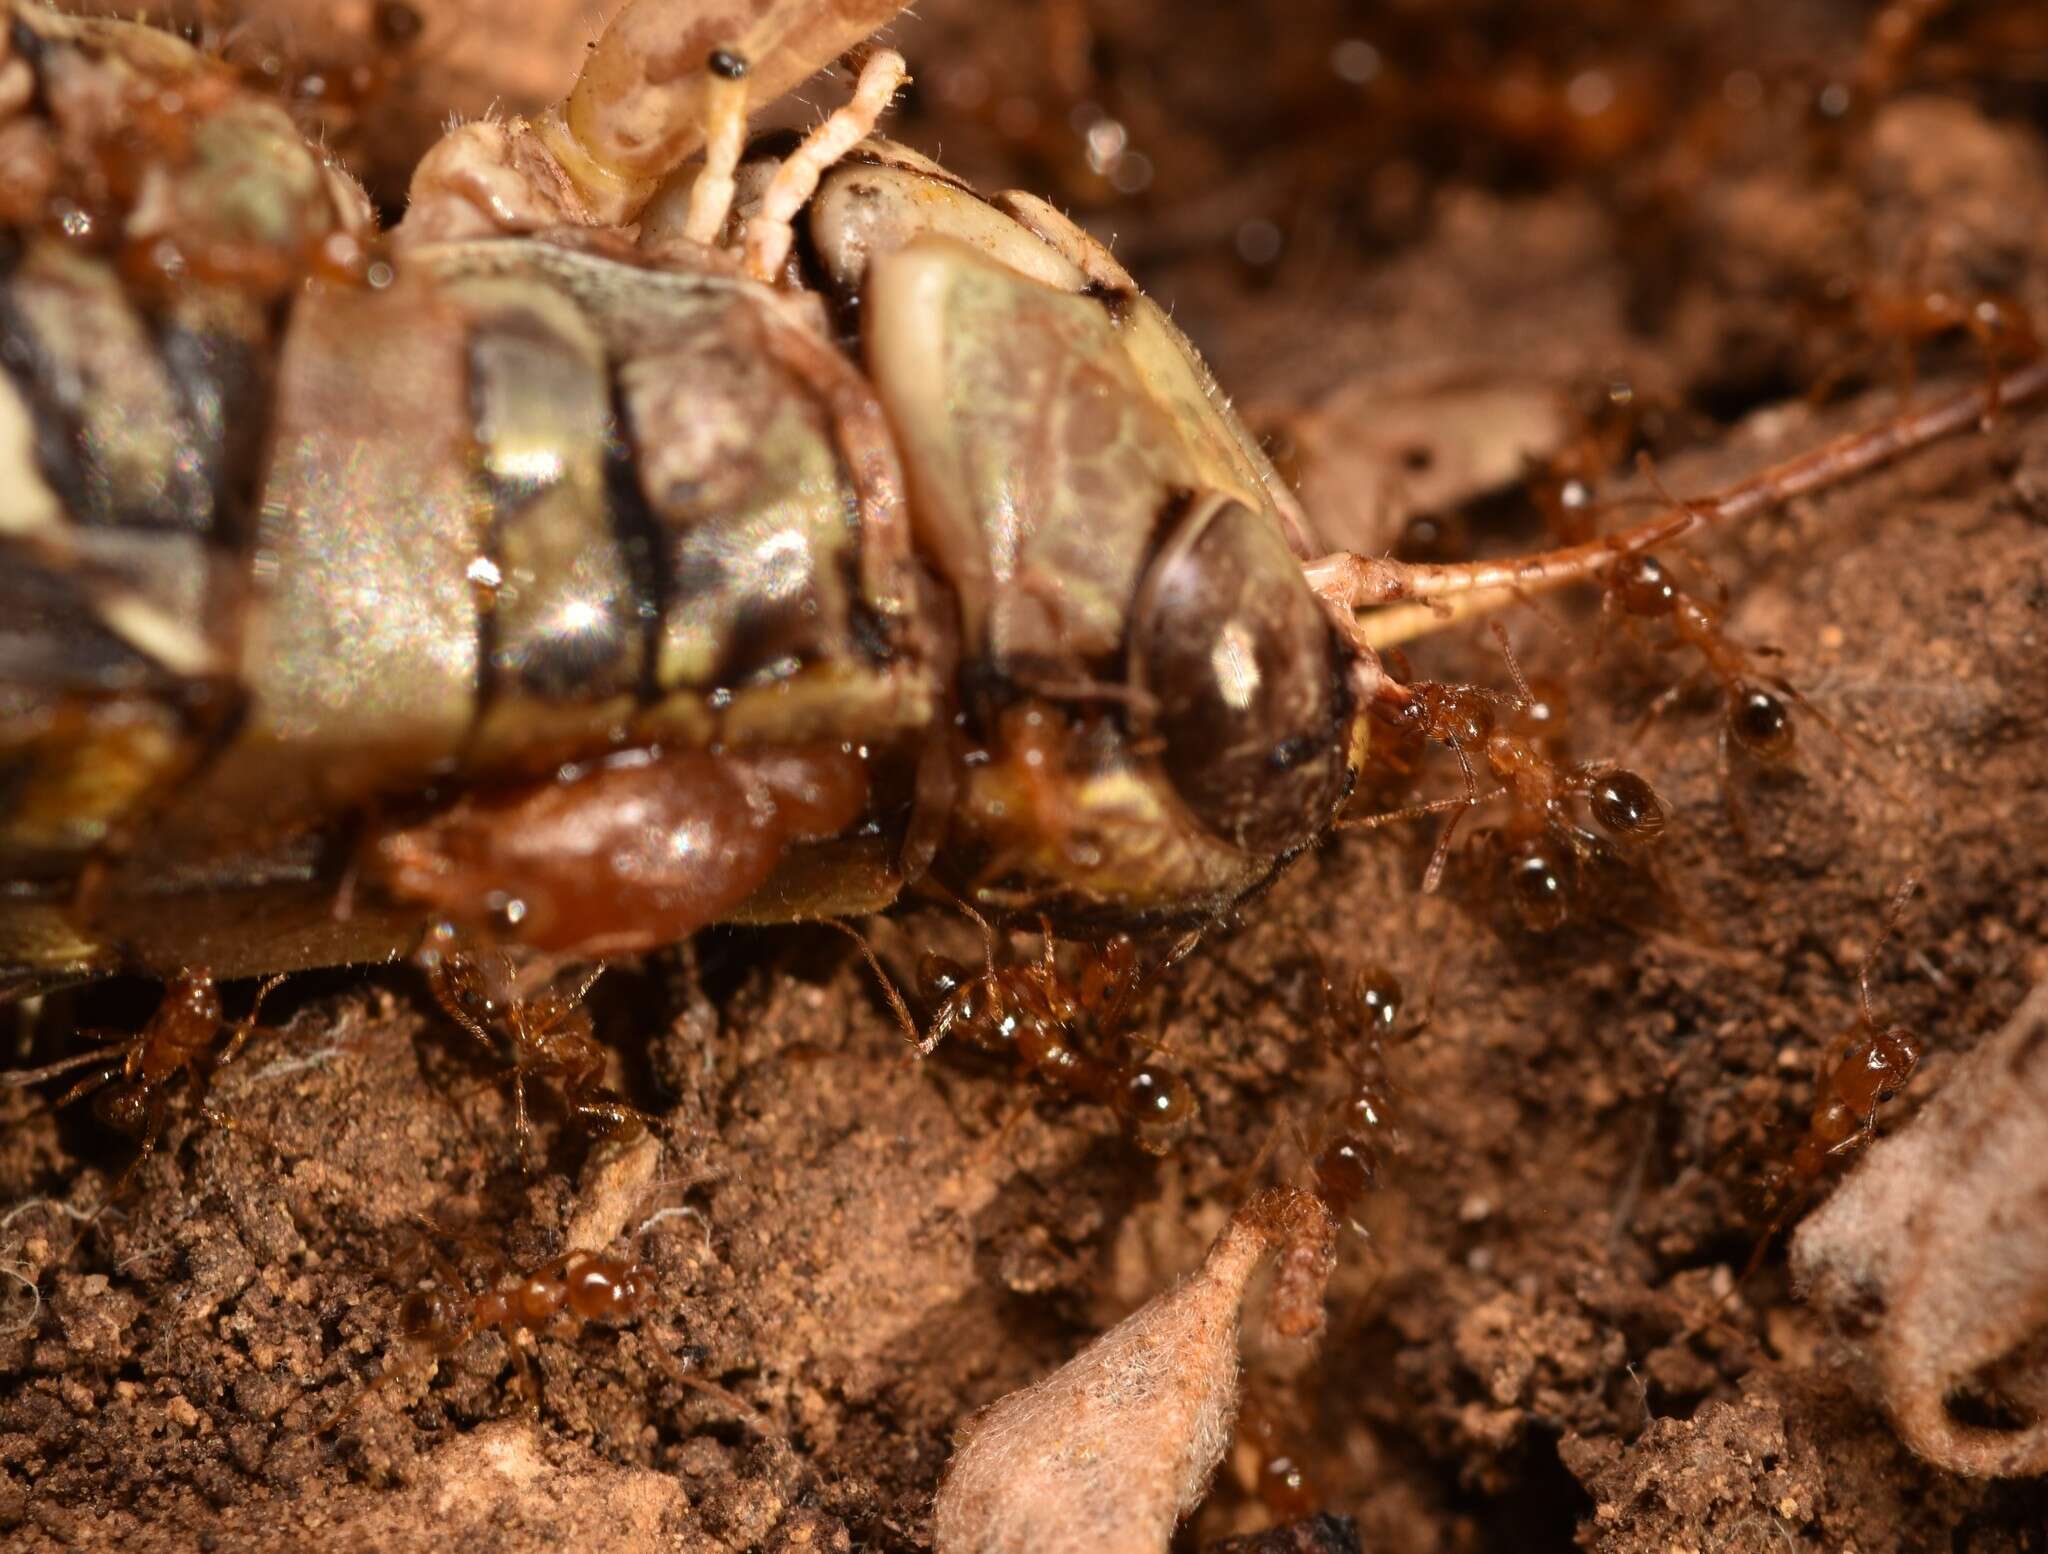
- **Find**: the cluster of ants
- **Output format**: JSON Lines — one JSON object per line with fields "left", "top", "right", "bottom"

{"left": 4, "top": 0, "right": 2037, "bottom": 1453}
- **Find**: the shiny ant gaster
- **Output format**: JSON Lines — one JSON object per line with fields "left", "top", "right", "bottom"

{"left": 324, "top": 1236, "right": 653, "bottom": 1429}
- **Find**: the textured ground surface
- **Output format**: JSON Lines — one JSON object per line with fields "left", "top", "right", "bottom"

{"left": 9, "top": 1, "right": 2048, "bottom": 1549}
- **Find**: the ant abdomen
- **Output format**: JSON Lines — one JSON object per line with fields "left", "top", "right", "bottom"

{"left": 1590, "top": 769, "right": 1667, "bottom": 845}
{"left": 1505, "top": 843, "right": 1574, "bottom": 933}
{"left": 1728, "top": 685, "right": 1796, "bottom": 762}
{"left": 1312, "top": 1132, "right": 1381, "bottom": 1210}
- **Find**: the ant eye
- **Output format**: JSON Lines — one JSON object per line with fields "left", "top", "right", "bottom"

{"left": 1115, "top": 1064, "right": 1197, "bottom": 1154}
{"left": 1132, "top": 497, "right": 1350, "bottom": 857}
{"left": 1590, "top": 770, "right": 1666, "bottom": 844}
{"left": 1730, "top": 686, "right": 1794, "bottom": 759}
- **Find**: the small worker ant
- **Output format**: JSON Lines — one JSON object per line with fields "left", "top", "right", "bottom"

{"left": 0, "top": 969, "right": 285, "bottom": 1205}
{"left": 323, "top": 1231, "right": 648, "bottom": 1429}
{"left": 1346, "top": 628, "right": 1669, "bottom": 933}
{"left": 1595, "top": 456, "right": 1909, "bottom": 836}
{"left": 839, "top": 907, "right": 1202, "bottom": 1155}
{"left": 323, "top": 1222, "right": 772, "bottom": 1436}
{"left": 416, "top": 923, "right": 650, "bottom": 1159}
{"left": 1756, "top": 876, "right": 1924, "bottom": 1222}
{"left": 1809, "top": 270, "right": 2040, "bottom": 418}
{"left": 1305, "top": 966, "right": 1417, "bottom": 1231}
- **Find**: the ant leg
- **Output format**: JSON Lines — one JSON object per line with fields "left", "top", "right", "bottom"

{"left": 1716, "top": 721, "right": 1755, "bottom": 850}
{"left": 1857, "top": 875, "right": 1923, "bottom": 1029}
{"left": 743, "top": 47, "right": 909, "bottom": 281}
{"left": 1337, "top": 790, "right": 1495, "bottom": 835}
{"left": 1758, "top": 674, "right": 1909, "bottom": 806}
{"left": 218, "top": 973, "right": 290, "bottom": 1066}
{"left": 97, "top": 1090, "right": 172, "bottom": 1213}
{"left": 509, "top": 1334, "right": 540, "bottom": 1414}
{"left": 510, "top": 1071, "right": 534, "bottom": 1162}
{"left": 6, "top": 1043, "right": 130, "bottom": 1092}
{"left": 681, "top": 52, "right": 751, "bottom": 246}
{"left": 1487, "top": 621, "right": 1535, "bottom": 709}
{"left": 51, "top": 1062, "right": 123, "bottom": 1112}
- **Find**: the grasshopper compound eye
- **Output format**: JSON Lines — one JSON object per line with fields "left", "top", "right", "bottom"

{"left": 1132, "top": 496, "right": 1354, "bottom": 859}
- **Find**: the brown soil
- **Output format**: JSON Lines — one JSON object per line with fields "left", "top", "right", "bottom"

{"left": 12, "top": 2, "right": 2048, "bottom": 1550}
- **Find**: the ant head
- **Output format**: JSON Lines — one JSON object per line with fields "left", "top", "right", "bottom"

{"left": 163, "top": 971, "right": 222, "bottom": 1024}
{"left": 399, "top": 1287, "right": 463, "bottom": 1344}
{"left": 1428, "top": 685, "right": 1499, "bottom": 748}
{"left": 1615, "top": 553, "right": 1677, "bottom": 616}
{"left": 93, "top": 1085, "right": 149, "bottom": 1138}
{"left": 615, "top": 1260, "right": 655, "bottom": 1315}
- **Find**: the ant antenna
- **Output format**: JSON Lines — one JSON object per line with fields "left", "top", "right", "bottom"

{"left": 1858, "top": 874, "right": 1923, "bottom": 1029}
{"left": 821, "top": 919, "right": 933, "bottom": 1055}
{"left": 1487, "top": 621, "right": 1535, "bottom": 709}
{"left": 922, "top": 879, "right": 1002, "bottom": 981}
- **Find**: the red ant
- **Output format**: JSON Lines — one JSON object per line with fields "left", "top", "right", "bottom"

{"left": 1807, "top": 259, "right": 2039, "bottom": 420}
{"left": 1, "top": 969, "right": 285, "bottom": 1205}
{"left": 1232, "top": 1389, "right": 1323, "bottom": 1521}
{"left": 322, "top": 1231, "right": 652, "bottom": 1429}
{"left": 1528, "top": 377, "right": 1679, "bottom": 546}
{"left": 1756, "top": 876, "right": 1924, "bottom": 1223}
{"left": 840, "top": 907, "right": 1201, "bottom": 1155}
{"left": 416, "top": 922, "right": 650, "bottom": 1158}
{"left": 1345, "top": 628, "right": 1669, "bottom": 932}
{"left": 323, "top": 1222, "right": 773, "bottom": 1436}
{"left": 1305, "top": 965, "right": 1418, "bottom": 1232}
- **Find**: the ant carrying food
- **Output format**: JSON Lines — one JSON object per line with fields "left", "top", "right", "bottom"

{"left": 416, "top": 923, "right": 650, "bottom": 1159}
{"left": 1, "top": 969, "right": 285, "bottom": 1205}
{"left": 837, "top": 906, "right": 1202, "bottom": 1156}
